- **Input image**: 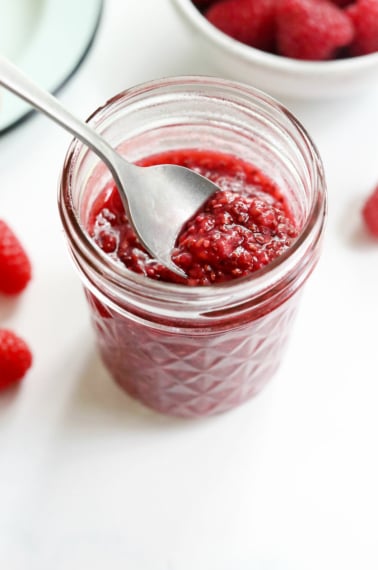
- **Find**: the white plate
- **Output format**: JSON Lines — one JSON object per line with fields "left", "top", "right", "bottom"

{"left": 0, "top": 0, "right": 103, "bottom": 133}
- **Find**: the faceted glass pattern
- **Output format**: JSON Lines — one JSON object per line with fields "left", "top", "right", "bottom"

{"left": 86, "top": 290, "right": 299, "bottom": 418}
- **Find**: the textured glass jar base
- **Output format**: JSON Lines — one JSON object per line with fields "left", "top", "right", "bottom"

{"left": 86, "top": 290, "right": 299, "bottom": 418}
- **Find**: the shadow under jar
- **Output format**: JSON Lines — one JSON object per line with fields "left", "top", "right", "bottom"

{"left": 59, "top": 76, "right": 326, "bottom": 418}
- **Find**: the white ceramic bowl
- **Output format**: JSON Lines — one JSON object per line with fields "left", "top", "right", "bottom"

{"left": 172, "top": 0, "right": 378, "bottom": 100}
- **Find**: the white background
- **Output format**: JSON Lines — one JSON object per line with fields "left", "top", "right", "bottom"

{"left": 1, "top": 1, "right": 378, "bottom": 569}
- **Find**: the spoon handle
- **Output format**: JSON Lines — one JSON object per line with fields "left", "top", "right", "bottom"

{"left": 0, "top": 56, "right": 116, "bottom": 168}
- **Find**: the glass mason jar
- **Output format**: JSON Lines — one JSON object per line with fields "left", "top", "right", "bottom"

{"left": 59, "top": 76, "right": 326, "bottom": 418}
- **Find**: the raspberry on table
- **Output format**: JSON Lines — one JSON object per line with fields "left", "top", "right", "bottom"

{"left": 362, "top": 184, "right": 378, "bottom": 237}
{"left": 0, "top": 329, "right": 32, "bottom": 390}
{"left": 205, "top": 0, "right": 276, "bottom": 51}
{"left": 276, "top": 0, "right": 354, "bottom": 60}
{"left": 347, "top": 0, "right": 378, "bottom": 55}
{"left": 0, "top": 220, "right": 32, "bottom": 295}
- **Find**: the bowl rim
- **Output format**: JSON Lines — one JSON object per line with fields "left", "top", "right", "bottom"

{"left": 173, "top": 0, "right": 378, "bottom": 75}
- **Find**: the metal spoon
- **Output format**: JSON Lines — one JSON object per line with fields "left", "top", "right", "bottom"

{"left": 0, "top": 56, "right": 220, "bottom": 277}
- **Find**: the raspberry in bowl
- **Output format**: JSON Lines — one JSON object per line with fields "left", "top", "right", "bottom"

{"left": 59, "top": 76, "right": 326, "bottom": 418}
{"left": 172, "top": 0, "right": 378, "bottom": 99}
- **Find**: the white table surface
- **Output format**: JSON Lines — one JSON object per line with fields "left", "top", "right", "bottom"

{"left": 1, "top": 1, "right": 378, "bottom": 569}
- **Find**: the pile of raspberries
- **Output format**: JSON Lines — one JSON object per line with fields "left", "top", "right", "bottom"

{"left": 0, "top": 220, "right": 32, "bottom": 391}
{"left": 193, "top": 0, "right": 378, "bottom": 61}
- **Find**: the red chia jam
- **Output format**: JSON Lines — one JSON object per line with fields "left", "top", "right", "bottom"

{"left": 88, "top": 149, "right": 299, "bottom": 285}
{"left": 82, "top": 148, "right": 304, "bottom": 417}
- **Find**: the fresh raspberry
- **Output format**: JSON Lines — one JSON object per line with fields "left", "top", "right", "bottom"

{"left": 276, "top": 0, "right": 354, "bottom": 60}
{"left": 362, "top": 184, "right": 378, "bottom": 237}
{"left": 0, "top": 220, "right": 32, "bottom": 295}
{"left": 0, "top": 329, "right": 32, "bottom": 390}
{"left": 346, "top": 0, "right": 378, "bottom": 55}
{"left": 205, "top": 0, "right": 276, "bottom": 51}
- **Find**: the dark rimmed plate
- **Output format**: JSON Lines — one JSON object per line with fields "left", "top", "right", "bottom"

{"left": 0, "top": 0, "right": 103, "bottom": 134}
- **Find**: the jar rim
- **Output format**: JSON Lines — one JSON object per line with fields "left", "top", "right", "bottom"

{"left": 59, "top": 75, "right": 326, "bottom": 312}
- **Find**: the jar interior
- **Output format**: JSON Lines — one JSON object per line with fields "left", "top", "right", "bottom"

{"left": 60, "top": 78, "right": 326, "bottom": 325}
{"left": 69, "top": 85, "right": 315, "bottom": 237}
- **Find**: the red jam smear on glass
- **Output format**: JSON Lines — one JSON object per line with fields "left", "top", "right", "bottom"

{"left": 88, "top": 149, "right": 298, "bottom": 285}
